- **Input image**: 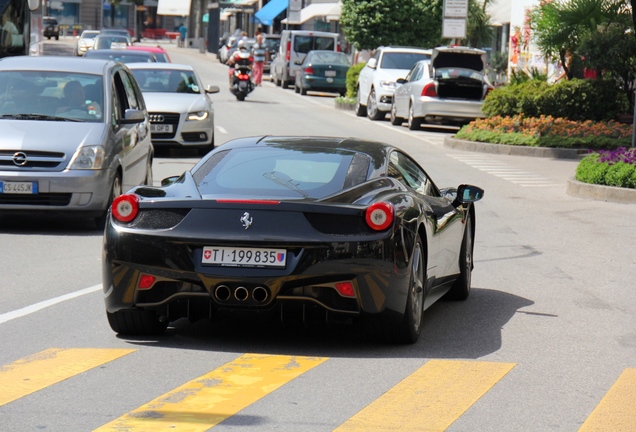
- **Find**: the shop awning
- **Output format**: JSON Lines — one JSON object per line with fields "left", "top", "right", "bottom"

{"left": 282, "top": 2, "right": 341, "bottom": 24}
{"left": 254, "top": 0, "right": 288, "bottom": 26}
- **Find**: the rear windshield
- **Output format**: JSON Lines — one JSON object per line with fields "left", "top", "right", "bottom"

{"left": 85, "top": 51, "right": 153, "bottom": 63}
{"left": 380, "top": 52, "right": 430, "bottom": 70}
{"left": 293, "top": 36, "right": 336, "bottom": 54}
{"left": 193, "top": 147, "right": 370, "bottom": 199}
{"left": 307, "top": 51, "right": 350, "bottom": 65}
{"left": 43, "top": 19, "right": 58, "bottom": 26}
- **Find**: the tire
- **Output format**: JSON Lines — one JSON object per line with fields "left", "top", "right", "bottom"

{"left": 281, "top": 73, "right": 289, "bottom": 89}
{"left": 390, "top": 102, "right": 404, "bottom": 126}
{"left": 388, "top": 237, "right": 425, "bottom": 344}
{"left": 95, "top": 173, "right": 122, "bottom": 230}
{"left": 300, "top": 86, "right": 307, "bottom": 96}
{"left": 294, "top": 82, "right": 300, "bottom": 93}
{"left": 237, "top": 93, "right": 246, "bottom": 101}
{"left": 354, "top": 88, "right": 367, "bottom": 117}
{"left": 407, "top": 103, "right": 421, "bottom": 130}
{"left": 107, "top": 309, "right": 168, "bottom": 336}
{"left": 366, "top": 88, "right": 385, "bottom": 120}
{"left": 444, "top": 215, "right": 473, "bottom": 301}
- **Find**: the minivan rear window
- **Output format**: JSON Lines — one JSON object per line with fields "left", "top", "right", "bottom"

{"left": 293, "top": 36, "right": 336, "bottom": 54}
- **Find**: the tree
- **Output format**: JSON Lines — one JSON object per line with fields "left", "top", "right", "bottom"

{"left": 340, "top": 0, "right": 444, "bottom": 51}
{"left": 529, "top": 0, "right": 631, "bottom": 80}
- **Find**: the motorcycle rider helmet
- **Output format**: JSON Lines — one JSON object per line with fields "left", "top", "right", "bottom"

{"left": 237, "top": 39, "right": 246, "bottom": 50}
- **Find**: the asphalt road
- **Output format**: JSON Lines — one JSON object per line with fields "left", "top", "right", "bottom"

{"left": 0, "top": 38, "right": 635, "bottom": 432}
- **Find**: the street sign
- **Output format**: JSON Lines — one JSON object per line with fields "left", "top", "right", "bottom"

{"left": 287, "top": 10, "right": 301, "bottom": 23}
{"left": 443, "top": 0, "right": 468, "bottom": 18}
{"left": 442, "top": 18, "right": 467, "bottom": 39}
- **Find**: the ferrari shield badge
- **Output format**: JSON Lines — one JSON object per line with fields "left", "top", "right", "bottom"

{"left": 240, "top": 212, "right": 253, "bottom": 229}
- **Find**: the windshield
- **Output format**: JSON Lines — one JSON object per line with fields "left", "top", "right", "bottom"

{"left": 307, "top": 51, "right": 350, "bottom": 65}
{"left": 131, "top": 69, "right": 201, "bottom": 94}
{"left": 380, "top": 52, "right": 430, "bottom": 70}
{"left": 0, "top": 71, "right": 104, "bottom": 122}
{"left": 193, "top": 147, "right": 369, "bottom": 200}
{"left": 0, "top": 0, "right": 30, "bottom": 58}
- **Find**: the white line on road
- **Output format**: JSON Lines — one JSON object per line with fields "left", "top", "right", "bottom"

{"left": 0, "top": 285, "right": 101, "bottom": 325}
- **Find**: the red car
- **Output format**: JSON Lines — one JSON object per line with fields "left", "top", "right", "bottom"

{"left": 126, "top": 45, "right": 171, "bottom": 63}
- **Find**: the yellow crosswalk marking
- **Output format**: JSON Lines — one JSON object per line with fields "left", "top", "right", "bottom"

{"left": 0, "top": 348, "right": 135, "bottom": 407}
{"left": 579, "top": 368, "right": 636, "bottom": 432}
{"left": 334, "top": 359, "right": 515, "bottom": 432}
{"left": 94, "top": 353, "right": 327, "bottom": 431}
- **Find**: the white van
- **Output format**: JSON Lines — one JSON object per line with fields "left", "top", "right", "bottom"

{"left": 271, "top": 30, "right": 339, "bottom": 89}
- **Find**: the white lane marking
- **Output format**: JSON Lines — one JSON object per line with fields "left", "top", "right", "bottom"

{"left": 216, "top": 125, "right": 228, "bottom": 134}
{"left": 448, "top": 154, "right": 559, "bottom": 187}
{"left": 0, "top": 285, "right": 101, "bottom": 325}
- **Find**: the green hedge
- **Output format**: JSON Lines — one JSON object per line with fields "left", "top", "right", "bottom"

{"left": 483, "top": 79, "right": 627, "bottom": 122}
{"left": 576, "top": 155, "right": 636, "bottom": 188}
{"left": 346, "top": 62, "right": 366, "bottom": 99}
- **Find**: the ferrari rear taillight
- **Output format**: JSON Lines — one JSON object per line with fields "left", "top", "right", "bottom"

{"left": 335, "top": 282, "right": 355, "bottom": 297}
{"left": 421, "top": 83, "right": 437, "bottom": 97}
{"left": 138, "top": 274, "right": 156, "bottom": 290}
{"left": 112, "top": 194, "right": 139, "bottom": 223}
{"left": 304, "top": 67, "right": 314, "bottom": 75}
{"left": 365, "top": 202, "right": 394, "bottom": 231}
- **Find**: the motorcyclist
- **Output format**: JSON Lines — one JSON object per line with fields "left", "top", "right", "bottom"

{"left": 227, "top": 39, "right": 253, "bottom": 83}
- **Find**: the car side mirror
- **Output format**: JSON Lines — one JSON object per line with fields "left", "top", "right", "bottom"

{"left": 396, "top": 78, "right": 406, "bottom": 84}
{"left": 205, "top": 85, "right": 220, "bottom": 94}
{"left": 294, "top": 60, "right": 302, "bottom": 65}
{"left": 456, "top": 184, "right": 484, "bottom": 204}
{"left": 367, "top": 58, "right": 377, "bottom": 69}
{"left": 28, "top": 0, "right": 39, "bottom": 10}
{"left": 119, "top": 109, "right": 145, "bottom": 124}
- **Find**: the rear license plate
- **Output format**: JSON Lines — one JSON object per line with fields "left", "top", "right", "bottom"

{"left": 110, "top": 42, "right": 127, "bottom": 49}
{"left": 202, "top": 246, "right": 286, "bottom": 268}
{"left": 0, "top": 181, "right": 38, "bottom": 194}
{"left": 150, "top": 124, "right": 173, "bottom": 133}
{"left": 325, "top": 70, "right": 336, "bottom": 77}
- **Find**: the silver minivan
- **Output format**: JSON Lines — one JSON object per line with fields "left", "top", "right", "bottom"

{"left": 0, "top": 56, "right": 153, "bottom": 227}
{"left": 271, "top": 30, "right": 339, "bottom": 89}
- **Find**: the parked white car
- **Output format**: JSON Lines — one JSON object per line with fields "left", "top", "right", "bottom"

{"left": 390, "top": 46, "right": 493, "bottom": 130}
{"left": 355, "top": 46, "right": 431, "bottom": 120}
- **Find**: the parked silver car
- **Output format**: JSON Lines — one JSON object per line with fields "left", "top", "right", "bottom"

{"left": 127, "top": 63, "right": 220, "bottom": 155}
{"left": 0, "top": 56, "right": 153, "bottom": 227}
{"left": 390, "top": 46, "right": 493, "bottom": 129}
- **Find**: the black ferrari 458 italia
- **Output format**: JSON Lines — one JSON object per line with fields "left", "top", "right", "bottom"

{"left": 102, "top": 136, "right": 484, "bottom": 343}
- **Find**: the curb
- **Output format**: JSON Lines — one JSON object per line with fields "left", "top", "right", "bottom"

{"left": 334, "top": 100, "right": 355, "bottom": 111}
{"left": 444, "top": 136, "right": 588, "bottom": 159}
{"left": 566, "top": 178, "right": 636, "bottom": 204}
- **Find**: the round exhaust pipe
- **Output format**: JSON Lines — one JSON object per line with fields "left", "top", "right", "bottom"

{"left": 234, "top": 286, "right": 249, "bottom": 301}
{"left": 214, "top": 285, "right": 231, "bottom": 302}
{"left": 252, "top": 286, "right": 269, "bottom": 303}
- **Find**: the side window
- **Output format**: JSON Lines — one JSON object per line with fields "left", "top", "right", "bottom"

{"left": 408, "top": 64, "right": 421, "bottom": 82}
{"left": 112, "top": 69, "right": 130, "bottom": 120}
{"left": 111, "top": 83, "right": 120, "bottom": 126}
{"left": 127, "top": 71, "right": 146, "bottom": 111}
{"left": 118, "top": 70, "right": 139, "bottom": 110}
{"left": 388, "top": 152, "right": 433, "bottom": 196}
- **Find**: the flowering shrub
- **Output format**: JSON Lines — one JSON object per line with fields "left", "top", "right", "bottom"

{"left": 456, "top": 115, "right": 632, "bottom": 149}
{"left": 576, "top": 148, "right": 636, "bottom": 188}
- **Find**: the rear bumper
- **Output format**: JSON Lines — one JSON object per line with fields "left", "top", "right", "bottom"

{"left": 414, "top": 97, "right": 486, "bottom": 122}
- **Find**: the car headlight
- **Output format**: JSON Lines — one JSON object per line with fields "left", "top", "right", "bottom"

{"left": 379, "top": 80, "right": 397, "bottom": 89}
{"left": 69, "top": 146, "right": 105, "bottom": 170}
{"left": 187, "top": 111, "right": 209, "bottom": 121}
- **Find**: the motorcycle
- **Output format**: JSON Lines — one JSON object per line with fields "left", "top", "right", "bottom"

{"left": 229, "top": 51, "right": 254, "bottom": 101}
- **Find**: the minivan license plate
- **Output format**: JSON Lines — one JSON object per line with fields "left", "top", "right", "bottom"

{"left": 202, "top": 246, "right": 286, "bottom": 268}
{"left": 0, "top": 181, "right": 38, "bottom": 194}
